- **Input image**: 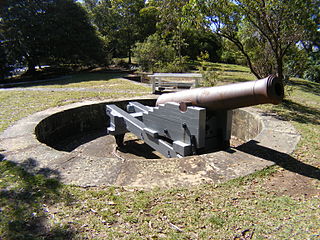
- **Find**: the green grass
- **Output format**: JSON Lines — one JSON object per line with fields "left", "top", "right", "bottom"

{"left": 0, "top": 73, "right": 150, "bottom": 133}
{"left": 28, "top": 73, "right": 149, "bottom": 91}
{"left": 201, "top": 62, "right": 256, "bottom": 84}
{"left": 0, "top": 68, "right": 319, "bottom": 239}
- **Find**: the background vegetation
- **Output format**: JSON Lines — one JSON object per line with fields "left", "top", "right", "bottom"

{"left": 0, "top": 0, "right": 319, "bottom": 82}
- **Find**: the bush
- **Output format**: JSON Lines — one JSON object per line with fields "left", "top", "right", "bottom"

{"left": 220, "top": 39, "right": 246, "bottom": 65}
{"left": 284, "top": 47, "right": 309, "bottom": 78}
{"left": 133, "top": 34, "right": 176, "bottom": 72}
{"left": 303, "top": 64, "right": 320, "bottom": 83}
{"left": 157, "top": 56, "right": 190, "bottom": 73}
{"left": 197, "top": 52, "right": 220, "bottom": 87}
{"left": 0, "top": 45, "right": 10, "bottom": 80}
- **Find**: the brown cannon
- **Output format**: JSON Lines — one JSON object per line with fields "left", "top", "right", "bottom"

{"left": 106, "top": 75, "right": 284, "bottom": 157}
{"left": 156, "top": 75, "right": 284, "bottom": 111}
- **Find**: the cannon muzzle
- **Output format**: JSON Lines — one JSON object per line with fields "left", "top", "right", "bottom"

{"left": 156, "top": 75, "right": 284, "bottom": 110}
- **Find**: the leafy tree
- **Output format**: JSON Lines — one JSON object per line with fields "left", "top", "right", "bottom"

{"left": 0, "top": 23, "right": 9, "bottom": 80}
{"left": 1, "top": 0, "right": 105, "bottom": 75}
{"left": 133, "top": 33, "right": 175, "bottom": 71}
{"left": 83, "top": 0, "right": 100, "bottom": 11}
{"left": 149, "top": 0, "right": 222, "bottom": 67}
{"left": 284, "top": 45, "right": 310, "bottom": 78}
{"left": 112, "top": 0, "right": 145, "bottom": 63}
{"left": 220, "top": 38, "right": 246, "bottom": 65}
{"left": 300, "top": 9, "right": 320, "bottom": 82}
{"left": 0, "top": 41, "right": 9, "bottom": 80}
{"left": 88, "top": 0, "right": 147, "bottom": 63}
{"left": 86, "top": 0, "right": 223, "bottom": 68}
{"left": 156, "top": 0, "right": 190, "bottom": 64}
{"left": 139, "top": 4, "right": 158, "bottom": 39}
{"left": 46, "top": 0, "right": 106, "bottom": 65}
{"left": 1, "top": 0, "right": 52, "bottom": 73}
{"left": 196, "top": 0, "right": 318, "bottom": 80}
{"left": 182, "top": 28, "right": 222, "bottom": 62}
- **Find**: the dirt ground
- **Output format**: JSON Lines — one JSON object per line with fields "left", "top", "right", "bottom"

{"left": 263, "top": 170, "right": 320, "bottom": 199}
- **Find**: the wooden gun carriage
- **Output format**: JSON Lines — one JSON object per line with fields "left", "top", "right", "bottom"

{"left": 106, "top": 75, "right": 284, "bottom": 158}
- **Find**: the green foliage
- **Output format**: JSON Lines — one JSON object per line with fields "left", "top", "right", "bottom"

{"left": 238, "top": 21, "right": 276, "bottom": 78}
{"left": 284, "top": 46, "right": 310, "bottom": 78}
{"left": 197, "top": 0, "right": 319, "bottom": 80}
{"left": 139, "top": 5, "right": 159, "bottom": 38}
{"left": 133, "top": 34, "right": 175, "bottom": 72}
{"left": 156, "top": 0, "right": 190, "bottom": 63}
{"left": 182, "top": 28, "right": 222, "bottom": 62}
{"left": 302, "top": 48, "right": 320, "bottom": 83}
{"left": 88, "top": 0, "right": 148, "bottom": 63}
{"left": 46, "top": 0, "right": 106, "bottom": 65}
{"left": 220, "top": 39, "right": 246, "bottom": 65}
{"left": 133, "top": 33, "right": 191, "bottom": 73}
{"left": 0, "top": 42, "right": 10, "bottom": 80}
{"left": 303, "top": 64, "right": 320, "bottom": 83}
{"left": 197, "top": 52, "right": 220, "bottom": 86}
{"left": 284, "top": 45, "right": 320, "bottom": 83}
{"left": 1, "top": 0, "right": 106, "bottom": 74}
{"left": 157, "top": 56, "right": 190, "bottom": 73}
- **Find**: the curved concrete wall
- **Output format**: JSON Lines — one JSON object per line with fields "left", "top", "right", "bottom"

{"left": 1, "top": 98, "right": 300, "bottom": 188}
{"left": 231, "top": 108, "right": 263, "bottom": 141}
{"left": 35, "top": 99, "right": 263, "bottom": 150}
{"left": 35, "top": 99, "right": 157, "bottom": 148}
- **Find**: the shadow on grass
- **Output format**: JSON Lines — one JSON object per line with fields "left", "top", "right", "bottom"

{"left": 236, "top": 141, "right": 320, "bottom": 180}
{"left": 271, "top": 99, "right": 320, "bottom": 125}
{"left": 224, "top": 69, "right": 249, "bottom": 73}
{"left": 4, "top": 72, "right": 127, "bottom": 89}
{"left": 0, "top": 154, "right": 75, "bottom": 240}
{"left": 289, "top": 79, "right": 320, "bottom": 96}
{"left": 28, "top": 73, "right": 125, "bottom": 87}
{"left": 221, "top": 77, "right": 254, "bottom": 83}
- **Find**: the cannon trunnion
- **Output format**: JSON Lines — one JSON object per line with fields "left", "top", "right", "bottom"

{"left": 106, "top": 76, "right": 284, "bottom": 158}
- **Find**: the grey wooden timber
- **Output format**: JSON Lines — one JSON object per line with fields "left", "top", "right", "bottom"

{"left": 107, "top": 103, "right": 190, "bottom": 157}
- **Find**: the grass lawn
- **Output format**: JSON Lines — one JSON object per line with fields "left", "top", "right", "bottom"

{"left": 0, "top": 66, "right": 319, "bottom": 239}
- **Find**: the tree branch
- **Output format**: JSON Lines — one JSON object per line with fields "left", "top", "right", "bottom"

{"left": 217, "top": 31, "right": 261, "bottom": 79}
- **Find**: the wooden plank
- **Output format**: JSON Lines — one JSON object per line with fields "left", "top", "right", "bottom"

{"left": 143, "top": 103, "right": 206, "bottom": 148}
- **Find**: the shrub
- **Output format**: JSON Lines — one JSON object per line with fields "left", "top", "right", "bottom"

{"left": 157, "top": 56, "right": 190, "bottom": 73}
{"left": 303, "top": 64, "right": 320, "bottom": 83}
{"left": 133, "top": 34, "right": 175, "bottom": 72}
{"left": 0, "top": 45, "right": 10, "bottom": 80}
{"left": 197, "top": 52, "right": 220, "bottom": 87}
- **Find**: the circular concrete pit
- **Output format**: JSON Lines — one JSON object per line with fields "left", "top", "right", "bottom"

{"left": 0, "top": 97, "right": 301, "bottom": 188}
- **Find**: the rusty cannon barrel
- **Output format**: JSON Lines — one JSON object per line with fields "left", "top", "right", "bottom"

{"left": 156, "top": 75, "right": 284, "bottom": 110}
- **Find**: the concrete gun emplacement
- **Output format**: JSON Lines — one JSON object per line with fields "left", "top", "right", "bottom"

{"left": 106, "top": 75, "right": 284, "bottom": 158}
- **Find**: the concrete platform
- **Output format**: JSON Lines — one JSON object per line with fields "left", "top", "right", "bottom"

{"left": 0, "top": 98, "right": 301, "bottom": 188}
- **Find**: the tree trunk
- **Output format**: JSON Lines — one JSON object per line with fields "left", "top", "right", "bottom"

{"left": 26, "top": 61, "right": 36, "bottom": 75}
{"left": 221, "top": 34, "right": 262, "bottom": 79}
{"left": 128, "top": 48, "right": 132, "bottom": 64}
{"left": 276, "top": 57, "right": 284, "bottom": 81}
